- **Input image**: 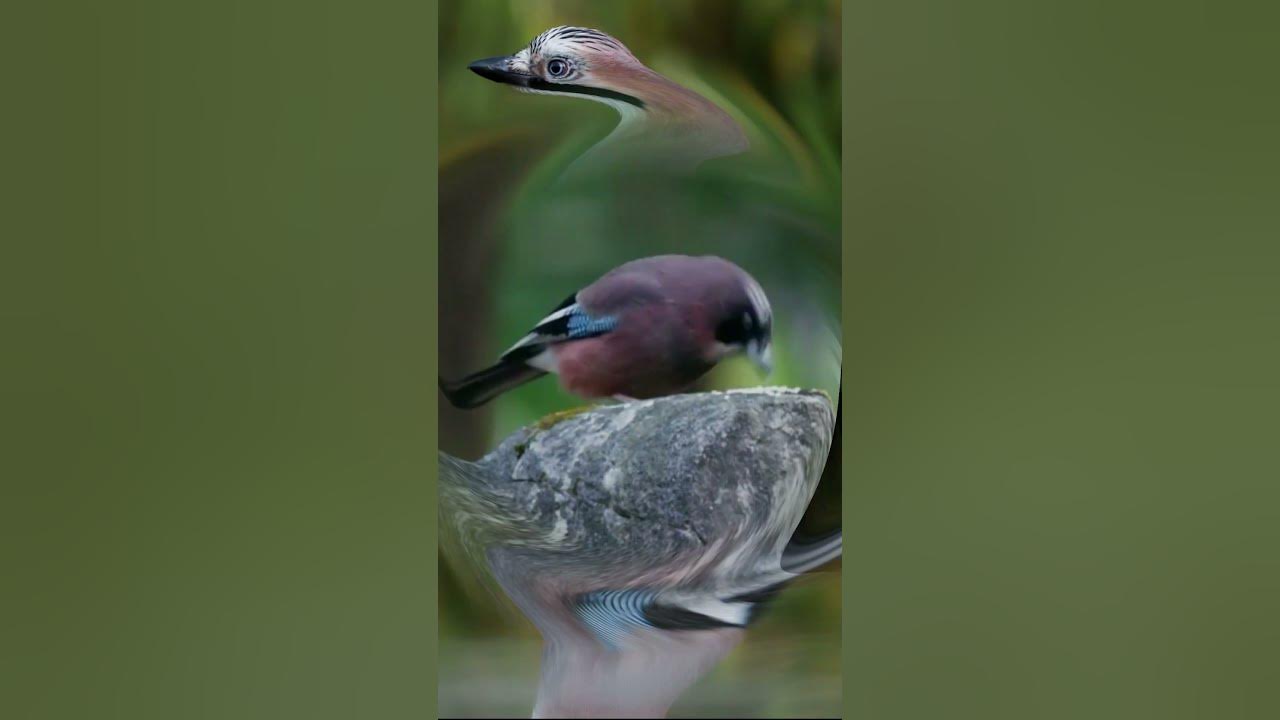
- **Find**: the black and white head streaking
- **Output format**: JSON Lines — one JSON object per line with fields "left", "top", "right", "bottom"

{"left": 469, "top": 26, "right": 748, "bottom": 173}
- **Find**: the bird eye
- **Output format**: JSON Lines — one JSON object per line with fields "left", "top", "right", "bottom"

{"left": 546, "top": 59, "right": 570, "bottom": 78}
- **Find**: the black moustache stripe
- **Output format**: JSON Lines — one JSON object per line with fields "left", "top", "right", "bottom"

{"left": 526, "top": 78, "right": 646, "bottom": 109}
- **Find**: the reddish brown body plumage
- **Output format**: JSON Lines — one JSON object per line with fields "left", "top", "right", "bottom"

{"left": 552, "top": 301, "right": 716, "bottom": 399}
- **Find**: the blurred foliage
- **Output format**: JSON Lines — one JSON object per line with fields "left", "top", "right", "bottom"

{"left": 439, "top": 1, "right": 840, "bottom": 716}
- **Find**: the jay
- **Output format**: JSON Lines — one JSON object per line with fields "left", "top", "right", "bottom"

{"left": 440, "top": 254, "right": 774, "bottom": 409}
{"left": 468, "top": 26, "right": 749, "bottom": 173}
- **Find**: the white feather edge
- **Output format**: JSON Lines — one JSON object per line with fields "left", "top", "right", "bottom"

{"left": 669, "top": 596, "right": 752, "bottom": 627}
{"left": 501, "top": 303, "right": 581, "bottom": 357}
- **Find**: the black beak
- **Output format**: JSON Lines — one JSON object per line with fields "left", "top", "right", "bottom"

{"left": 467, "top": 55, "right": 647, "bottom": 109}
{"left": 467, "top": 56, "right": 530, "bottom": 87}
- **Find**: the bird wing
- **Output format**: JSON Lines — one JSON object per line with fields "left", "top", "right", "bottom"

{"left": 501, "top": 292, "right": 619, "bottom": 360}
{"left": 540, "top": 588, "right": 749, "bottom": 718}
{"left": 570, "top": 531, "right": 844, "bottom": 651}
{"left": 572, "top": 590, "right": 659, "bottom": 650}
{"left": 572, "top": 587, "right": 765, "bottom": 651}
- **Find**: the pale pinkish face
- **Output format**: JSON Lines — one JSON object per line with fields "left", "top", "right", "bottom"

{"left": 468, "top": 26, "right": 649, "bottom": 112}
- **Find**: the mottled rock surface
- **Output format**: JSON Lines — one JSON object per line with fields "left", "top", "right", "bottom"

{"left": 440, "top": 388, "right": 835, "bottom": 577}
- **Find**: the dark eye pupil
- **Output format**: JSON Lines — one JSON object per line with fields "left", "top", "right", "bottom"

{"left": 548, "top": 60, "right": 566, "bottom": 76}
{"left": 716, "top": 315, "right": 747, "bottom": 345}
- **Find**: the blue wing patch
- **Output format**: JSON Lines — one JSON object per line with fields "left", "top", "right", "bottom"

{"left": 566, "top": 312, "right": 619, "bottom": 339}
{"left": 501, "top": 296, "right": 619, "bottom": 360}
{"left": 574, "top": 589, "right": 759, "bottom": 649}
{"left": 573, "top": 589, "right": 656, "bottom": 650}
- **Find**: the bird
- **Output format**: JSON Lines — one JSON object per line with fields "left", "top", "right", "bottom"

{"left": 439, "top": 255, "right": 775, "bottom": 409}
{"left": 499, "top": 536, "right": 840, "bottom": 719}
{"left": 468, "top": 26, "right": 749, "bottom": 175}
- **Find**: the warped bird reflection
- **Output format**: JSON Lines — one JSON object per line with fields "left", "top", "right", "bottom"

{"left": 469, "top": 26, "right": 748, "bottom": 176}
{"left": 440, "top": 390, "right": 840, "bottom": 718}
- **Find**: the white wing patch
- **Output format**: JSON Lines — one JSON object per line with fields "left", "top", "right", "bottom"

{"left": 502, "top": 303, "right": 579, "bottom": 356}
{"left": 501, "top": 298, "right": 619, "bottom": 361}
{"left": 670, "top": 596, "right": 752, "bottom": 627}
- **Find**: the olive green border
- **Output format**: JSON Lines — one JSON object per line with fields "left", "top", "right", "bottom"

{"left": 839, "top": 0, "right": 852, "bottom": 714}
{"left": 426, "top": 2, "right": 441, "bottom": 716}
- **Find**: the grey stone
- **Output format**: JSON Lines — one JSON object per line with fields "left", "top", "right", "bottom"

{"left": 440, "top": 388, "right": 834, "bottom": 584}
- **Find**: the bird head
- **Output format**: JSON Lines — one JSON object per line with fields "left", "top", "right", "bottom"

{"left": 712, "top": 270, "right": 774, "bottom": 376}
{"left": 468, "top": 26, "right": 652, "bottom": 113}
{"left": 469, "top": 26, "right": 749, "bottom": 172}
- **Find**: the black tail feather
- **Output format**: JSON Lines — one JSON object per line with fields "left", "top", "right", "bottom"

{"left": 439, "top": 360, "right": 546, "bottom": 409}
{"left": 781, "top": 527, "right": 842, "bottom": 574}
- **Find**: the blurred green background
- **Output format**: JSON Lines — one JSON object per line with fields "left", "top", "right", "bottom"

{"left": 437, "top": 1, "right": 842, "bottom": 716}
{"left": 4, "top": 2, "right": 438, "bottom": 718}
{"left": 846, "top": 2, "right": 1280, "bottom": 718}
